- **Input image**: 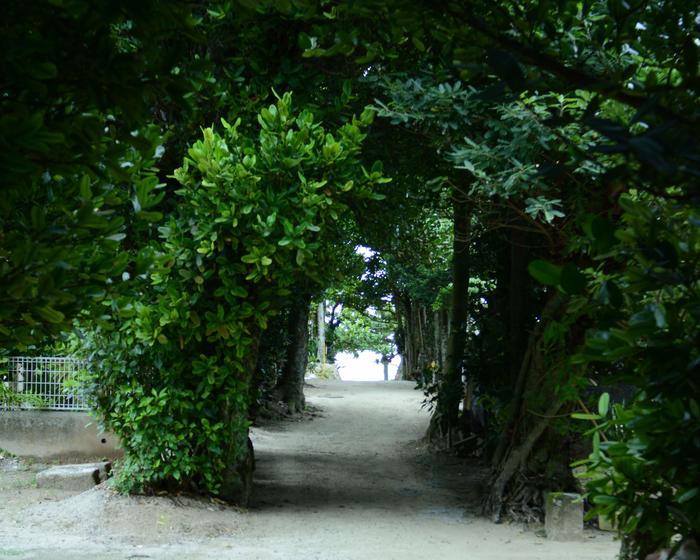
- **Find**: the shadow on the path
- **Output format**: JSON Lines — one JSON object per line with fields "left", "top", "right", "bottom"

{"left": 250, "top": 448, "right": 485, "bottom": 513}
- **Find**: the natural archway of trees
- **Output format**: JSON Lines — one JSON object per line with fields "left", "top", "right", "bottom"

{"left": 2, "top": 2, "right": 698, "bottom": 559}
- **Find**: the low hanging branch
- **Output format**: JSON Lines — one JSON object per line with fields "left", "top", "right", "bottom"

{"left": 454, "top": 5, "right": 689, "bottom": 124}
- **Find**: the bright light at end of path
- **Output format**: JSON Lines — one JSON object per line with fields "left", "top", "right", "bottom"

{"left": 334, "top": 351, "right": 402, "bottom": 381}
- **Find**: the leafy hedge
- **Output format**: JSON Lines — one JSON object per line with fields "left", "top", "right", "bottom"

{"left": 83, "top": 93, "right": 386, "bottom": 498}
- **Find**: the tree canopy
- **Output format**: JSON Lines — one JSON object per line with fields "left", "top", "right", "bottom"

{"left": 2, "top": 1, "right": 698, "bottom": 557}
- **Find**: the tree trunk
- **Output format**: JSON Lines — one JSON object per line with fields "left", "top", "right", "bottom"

{"left": 483, "top": 399, "right": 564, "bottom": 522}
{"left": 396, "top": 295, "right": 441, "bottom": 382}
{"left": 433, "top": 310, "right": 441, "bottom": 370}
{"left": 219, "top": 433, "right": 256, "bottom": 505}
{"left": 491, "top": 294, "right": 564, "bottom": 469}
{"left": 483, "top": 294, "right": 570, "bottom": 521}
{"left": 439, "top": 186, "right": 471, "bottom": 443}
{"left": 402, "top": 296, "right": 416, "bottom": 379}
{"left": 278, "top": 294, "right": 312, "bottom": 413}
{"left": 507, "top": 228, "right": 530, "bottom": 384}
{"left": 394, "top": 294, "right": 407, "bottom": 380}
{"left": 326, "top": 302, "right": 341, "bottom": 362}
{"left": 219, "top": 325, "right": 262, "bottom": 505}
{"left": 316, "top": 300, "right": 326, "bottom": 364}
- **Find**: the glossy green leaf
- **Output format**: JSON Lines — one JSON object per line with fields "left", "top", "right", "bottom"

{"left": 560, "top": 263, "right": 586, "bottom": 295}
{"left": 528, "top": 260, "right": 561, "bottom": 286}
{"left": 598, "top": 393, "right": 610, "bottom": 417}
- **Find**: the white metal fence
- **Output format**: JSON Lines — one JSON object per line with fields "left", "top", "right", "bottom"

{"left": 1, "top": 356, "right": 89, "bottom": 411}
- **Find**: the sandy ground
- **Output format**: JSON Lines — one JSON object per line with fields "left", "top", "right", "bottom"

{"left": 0, "top": 379, "right": 620, "bottom": 559}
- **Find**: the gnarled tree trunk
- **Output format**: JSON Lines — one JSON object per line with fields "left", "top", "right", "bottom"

{"left": 483, "top": 294, "right": 571, "bottom": 522}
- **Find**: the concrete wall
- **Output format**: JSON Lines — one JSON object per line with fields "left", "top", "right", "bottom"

{"left": 0, "top": 410, "right": 122, "bottom": 460}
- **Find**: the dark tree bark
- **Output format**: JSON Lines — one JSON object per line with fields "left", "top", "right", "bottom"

{"left": 277, "top": 293, "right": 312, "bottom": 414}
{"left": 484, "top": 294, "right": 570, "bottom": 521}
{"left": 399, "top": 294, "right": 418, "bottom": 379}
{"left": 507, "top": 228, "right": 530, "bottom": 384}
{"left": 483, "top": 398, "right": 564, "bottom": 522}
{"left": 325, "top": 301, "right": 341, "bottom": 362}
{"left": 440, "top": 186, "right": 472, "bottom": 443}
{"left": 439, "top": 309, "right": 449, "bottom": 375}
{"left": 394, "top": 293, "right": 407, "bottom": 379}
{"left": 219, "top": 434, "right": 256, "bottom": 505}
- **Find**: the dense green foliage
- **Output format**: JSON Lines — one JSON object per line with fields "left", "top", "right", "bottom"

{"left": 0, "top": 1, "right": 183, "bottom": 351}
{"left": 3, "top": 1, "right": 698, "bottom": 556}
{"left": 83, "top": 93, "right": 385, "bottom": 494}
{"left": 329, "top": 304, "right": 395, "bottom": 359}
{"left": 571, "top": 195, "right": 700, "bottom": 555}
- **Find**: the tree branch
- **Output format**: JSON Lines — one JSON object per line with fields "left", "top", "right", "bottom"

{"left": 456, "top": 6, "right": 689, "bottom": 124}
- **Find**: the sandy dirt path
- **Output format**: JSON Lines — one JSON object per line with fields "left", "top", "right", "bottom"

{"left": 0, "top": 379, "right": 620, "bottom": 559}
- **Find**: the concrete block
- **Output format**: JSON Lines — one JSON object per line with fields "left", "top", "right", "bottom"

{"left": 0, "top": 410, "right": 121, "bottom": 460}
{"left": 598, "top": 514, "right": 616, "bottom": 532}
{"left": 82, "top": 461, "right": 112, "bottom": 481}
{"left": 571, "top": 466, "right": 591, "bottom": 493}
{"left": 36, "top": 461, "right": 111, "bottom": 491}
{"left": 545, "top": 492, "right": 583, "bottom": 541}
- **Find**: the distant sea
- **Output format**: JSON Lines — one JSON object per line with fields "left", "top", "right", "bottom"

{"left": 333, "top": 351, "right": 402, "bottom": 381}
